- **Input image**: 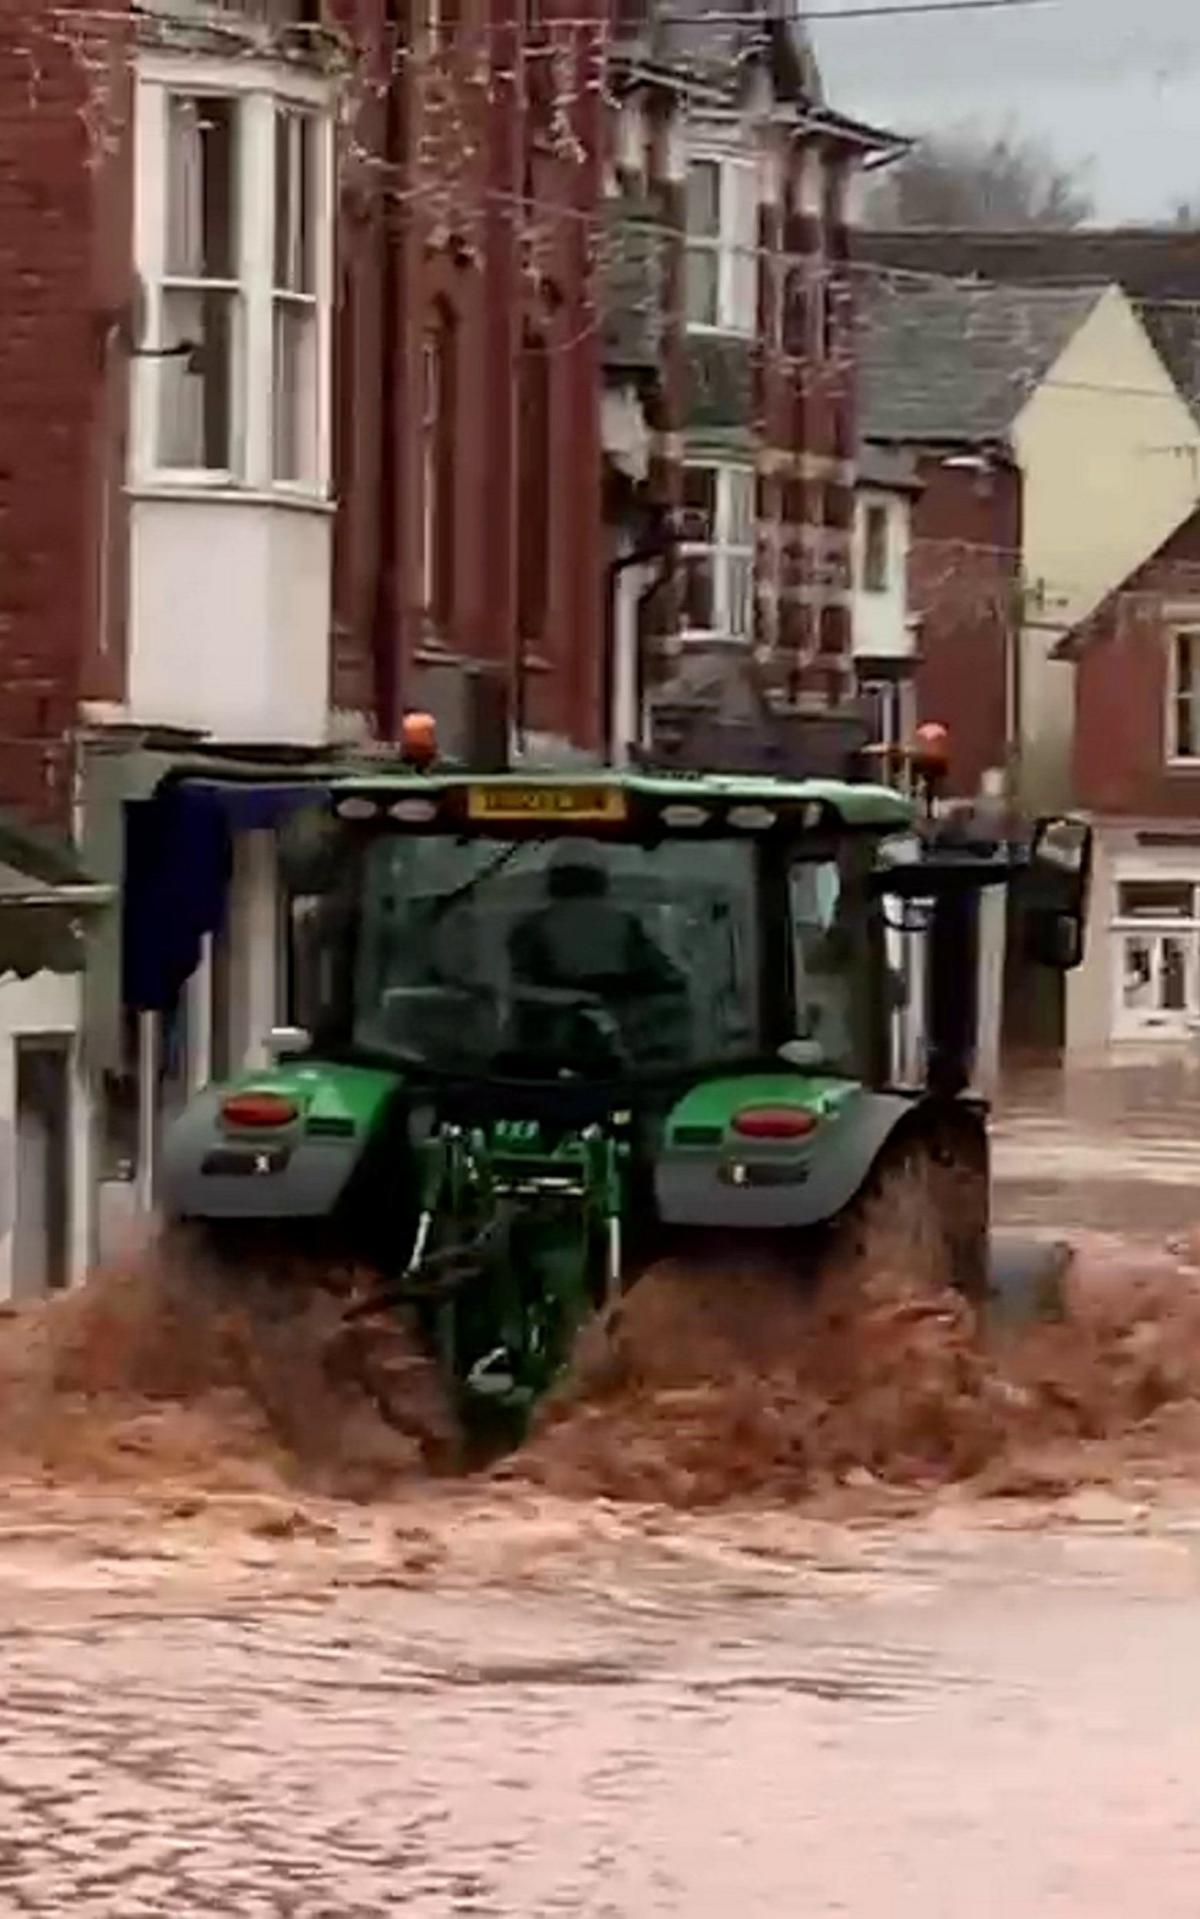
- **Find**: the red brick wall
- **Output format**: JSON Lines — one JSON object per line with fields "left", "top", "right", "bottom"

{"left": 0, "top": 3, "right": 126, "bottom": 823}
{"left": 910, "top": 451, "right": 1020, "bottom": 799}
{"left": 1073, "top": 510, "right": 1200, "bottom": 818}
{"left": 334, "top": 0, "right": 607, "bottom": 752}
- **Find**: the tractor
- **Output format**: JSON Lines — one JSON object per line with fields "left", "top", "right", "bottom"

{"left": 160, "top": 759, "right": 1091, "bottom": 1442}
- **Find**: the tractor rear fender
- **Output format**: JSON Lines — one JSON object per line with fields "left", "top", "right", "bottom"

{"left": 159, "top": 1064, "right": 407, "bottom": 1225}
{"left": 654, "top": 1089, "right": 963, "bottom": 1232}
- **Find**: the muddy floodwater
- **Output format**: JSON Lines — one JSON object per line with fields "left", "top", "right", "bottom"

{"left": 6, "top": 1060, "right": 1200, "bottom": 1915}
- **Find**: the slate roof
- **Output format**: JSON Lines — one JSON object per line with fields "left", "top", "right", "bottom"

{"left": 859, "top": 278, "right": 1104, "bottom": 447}
{"left": 859, "top": 229, "right": 1200, "bottom": 412}
{"left": 612, "top": 0, "right": 902, "bottom": 150}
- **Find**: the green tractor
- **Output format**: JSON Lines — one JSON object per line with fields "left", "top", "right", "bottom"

{"left": 160, "top": 766, "right": 1091, "bottom": 1442}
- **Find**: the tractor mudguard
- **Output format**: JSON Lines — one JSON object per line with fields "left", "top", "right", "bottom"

{"left": 654, "top": 1081, "right": 920, "bottom": 1233}
{"left": 160, "top": 1062, "right": 404, "bottom": 1224}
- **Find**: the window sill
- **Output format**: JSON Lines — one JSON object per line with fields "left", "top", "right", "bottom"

{"left": 687, "top": 322, "right": 755, "bottom": 341}
{"left": 127, "top": 481, "right": 335, "bottom": 516}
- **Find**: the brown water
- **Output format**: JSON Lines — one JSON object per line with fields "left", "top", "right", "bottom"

{"left": 4, "top": 1061, "right": 1200, "bottom": 1911}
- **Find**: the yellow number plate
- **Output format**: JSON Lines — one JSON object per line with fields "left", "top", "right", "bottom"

{"left": 467, "top": 784, "right": 627, "bottom": 823}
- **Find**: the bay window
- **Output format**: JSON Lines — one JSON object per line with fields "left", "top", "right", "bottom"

{"left": 685, "top": 154, "right": 757, "bottom": 335}
{"left": 134, "top": 58, "right": 332, "bottom": 494}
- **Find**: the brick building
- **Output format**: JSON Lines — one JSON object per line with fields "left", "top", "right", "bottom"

{"left": 1059, "top": 507, "right": 1200, "bottom": 1051}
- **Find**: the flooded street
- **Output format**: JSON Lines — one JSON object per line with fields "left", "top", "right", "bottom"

{"left": 6, "top": 1486, "right": 1200, "bottom": 1915}
{"left": 6, "top": 1060, "right": 1200, "bottom": 1913}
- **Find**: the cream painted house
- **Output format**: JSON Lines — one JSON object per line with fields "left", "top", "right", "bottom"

{"left": 1014, "top": 285, "right": 1200, "bottom": 810}
{"left": 862, "top": 274, "right": 1200, "bottom": 1060}
{"left": 863, "top": 277, "right": 1200, "bottom": 813}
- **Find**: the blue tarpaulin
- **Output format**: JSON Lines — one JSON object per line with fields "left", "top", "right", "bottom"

{"left": 122, "top": 779, "right": 329, "bottom": 1012}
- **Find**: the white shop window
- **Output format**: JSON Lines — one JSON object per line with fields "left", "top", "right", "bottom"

{"left": 680, "top": 463, "right": 754, "bottom": 641}
{"left": 133, "top": 59, "right": 333, "bottom": 494}
{"left": 685, "top": 155, "right": 757, "bottom": 336}
{"left": 1111, "top": 874, "right": 1200, "bottom": 1039}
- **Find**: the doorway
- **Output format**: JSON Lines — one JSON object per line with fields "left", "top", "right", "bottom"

{"left": 13, "top": 1035, "right": 71, "bottom": 1299}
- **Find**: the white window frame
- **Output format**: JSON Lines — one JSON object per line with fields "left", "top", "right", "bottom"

{"left": 1110, "top": 859, "right": 1200, "bottom": 1039}
{"left": 131, "top": 52, "right": 334, "bottom": 499}
{"left": 680, "top": 461, "right": 755, "bottom": 642}
{"left": 1167, "top": 623, "right": 1200, "bottom": 765}
{"left": 857, "top": 674, "right": 914, "bottom": 757}
{"left": 684, "top": 151, "right": 757, "bottom": 338}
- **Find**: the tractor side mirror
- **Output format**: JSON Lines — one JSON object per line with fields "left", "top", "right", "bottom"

{"left": 1022, "top": 815, "right": 1092, "bottom": 972}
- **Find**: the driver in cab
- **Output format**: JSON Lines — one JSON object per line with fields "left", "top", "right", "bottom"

{"left": 509, "top": 848, "right": 683, "bottom": 1005}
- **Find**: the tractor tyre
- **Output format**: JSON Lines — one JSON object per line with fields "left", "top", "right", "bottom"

{"left": 839, "top": 1111, "right": 990, "bottom": 1306}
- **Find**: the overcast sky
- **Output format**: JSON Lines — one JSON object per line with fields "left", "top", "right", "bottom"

{"left": 808, "top": 0, "right": 1200, "bottom": 223}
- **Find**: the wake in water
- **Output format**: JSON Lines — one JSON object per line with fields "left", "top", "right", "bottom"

{"left": 4, "top": 1184, "right": 1200, "bottom": 1512}
{"left": 516, "top": 1186, "right": 1200, "bottom": 1507}
{"left": 0, "top": 1235, "right": 455, "bottom": 1501}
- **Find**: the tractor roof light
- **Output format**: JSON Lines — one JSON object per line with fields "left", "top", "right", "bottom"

{"left": 732, "top": 1106, "right": 818, "bottom": 1140}
{"left": 911, "top": 721, "right": 951, "bottom": 776}
{"left": 400, "top": 710, "right": 438, "bottom": 768}
{"left": 221, "top": 1091, "right": 299, "bottom": 1130}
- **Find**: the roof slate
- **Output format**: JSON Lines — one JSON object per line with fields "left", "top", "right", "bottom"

{"left": 859, "top": 228, "right": 1200, "bottom": 413}
{"left": 859, "top": 278, "right": 1103, "bottom": 446}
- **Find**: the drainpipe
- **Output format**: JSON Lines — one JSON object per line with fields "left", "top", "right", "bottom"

{"left": 604, "top": 504, "right": 675, "bottom": 766}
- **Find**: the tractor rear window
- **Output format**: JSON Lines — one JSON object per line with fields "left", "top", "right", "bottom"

{"left": 352, "top": 835, "right": 761, "bottom": 1078}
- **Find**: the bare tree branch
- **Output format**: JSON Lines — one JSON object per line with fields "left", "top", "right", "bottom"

{"left": 867, "top": 128, "right": 1093, "bottom": 231}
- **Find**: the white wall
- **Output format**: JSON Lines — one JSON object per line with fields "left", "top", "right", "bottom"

{"left": 0, "top": 971, "right": 91, "bottom": 1301}
{"left": 852, "top": 487, "right": 914, "bottom": 662}
{"left": 128, "top": 495, "right": 333, "bottom": 744}
{"left": 1014, "top": 287, "right": 1200, "bottom": 809}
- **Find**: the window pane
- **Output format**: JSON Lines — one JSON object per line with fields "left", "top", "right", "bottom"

{"left": 860, "top": 679, "right": 900, "bottom": 750}
{"left": 726, "top": 161, "right": 757, "bottom": 333}
{"left": 158, "top": 287, "right": 234, "bottom": 469}
{"left": 682, "top": 466, "right": 717, "bottom": 541}
{"left": 726, "top": 468, "right": 755, "bottom": 546}
{"left": 681, "top": 553, "right": 716, "bottom": 630}
{"left": 274, "top": 109, "right": 314, "bottom": 295}
{"left": 726, "top": 552, "right": 752, "bottom": 637}
{"left": 686, "top": 160, "right": 720, "bottom": 238}
{"left": 166, "top": 94, "right": 236, "bottom": 279}
{"left": 1122, "top": 935, "right": 1154, "bottom": 1010}
{"left": 1175, "top": 632, "right": 1200, "bottom": 756}
{"left": 1162, "top": 935, "right": 1189, "bottom": 1011}
{"left": 685, "top": 247, "right": 718, "bottom": 327}
{"left": 273, "top": 298, "right": 318, "bottom": 482}
{"left": 1117, "top": 881, "right": 1195, "bottom": 920}
{"left": 863, "top": 504, "right": 888, "bottom": 592}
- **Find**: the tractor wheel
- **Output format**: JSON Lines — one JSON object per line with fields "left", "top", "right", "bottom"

{"left": 838, "top": 1113, "right": 990, "bottom": 1305}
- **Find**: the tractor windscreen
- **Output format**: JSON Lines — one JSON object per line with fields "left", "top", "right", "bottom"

{"left": 348, "top": 832, "right": 872, "bottom": 1081}
{"left": 352, "top": 834, "right": 763, "bottom": 1079}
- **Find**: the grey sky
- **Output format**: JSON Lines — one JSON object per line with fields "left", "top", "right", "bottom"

{"left": 808, "top": 0, "right": 1200, "bottom": 222}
